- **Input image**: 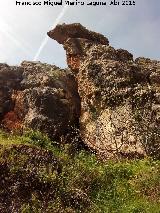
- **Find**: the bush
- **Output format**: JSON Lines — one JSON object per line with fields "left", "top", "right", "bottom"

{"left": 0, "top": 130, "right": 160, "bottom": 212}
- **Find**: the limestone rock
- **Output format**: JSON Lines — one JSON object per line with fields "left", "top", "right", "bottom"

{"left": 0, "top": 61, "right": 80, "bottom": 139}
{"left": 47, "top": 23, "right": 109, "bottom": 45}
{"left": 0, "top": 64, "right": 23, "bottom": 121}
{"left": 50, "top": 23, "right": 160, "bottom": 159}
{"left": 48, "top": 23, "right": 109, "bottom": 73}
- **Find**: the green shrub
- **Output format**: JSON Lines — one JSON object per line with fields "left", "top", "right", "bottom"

{"left": 0, "top": 130, "right": 160, "bottom": 212}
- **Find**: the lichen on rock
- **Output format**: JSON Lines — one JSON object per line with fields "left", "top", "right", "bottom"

{"left": 0, "top": 61, "right": 80, "bottom": 139}
{"left": 0, "top": 23, "right": 159, "bottom": 159}
{"left": 49, "top": 23, "right": 160, "bottom": 159}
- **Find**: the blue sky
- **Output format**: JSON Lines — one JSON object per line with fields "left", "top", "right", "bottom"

{"left": 0, "top": 0, "right": 159, "bottom": 68}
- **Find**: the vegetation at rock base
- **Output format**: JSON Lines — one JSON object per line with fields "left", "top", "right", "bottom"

{"left": 0, "top": 23, "right": 160, "bottom": 212}
{"left": 0, "top": 130, "right": 160, "bottom": 213}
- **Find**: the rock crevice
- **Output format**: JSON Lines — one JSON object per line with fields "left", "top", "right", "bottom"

{"left": 49, "top": 23, "right": 160, "bottom": 159}
{"left": 0, "top": 61, "right": 80, "bottom": 139}
{"left": 0, "top": 23, "right": 159, "bottom": 159}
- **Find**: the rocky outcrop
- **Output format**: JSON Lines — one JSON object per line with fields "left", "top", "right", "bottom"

{"left": 1, "top": 23, "right": 159, "bottom": 159}
{"left": 0, "top": 64, "right": 23, "bottom": 119}
{"left": 49, "top": 23, "right": 160, "bottom": 159}
{"left": 48, "top": 23, "right": 109, "bottom": 73}
{"left": 47, "top": 23, "right": 109, "bottom": 45}
{"left": 0, "top": 61, "right": 80, "bottom": 139}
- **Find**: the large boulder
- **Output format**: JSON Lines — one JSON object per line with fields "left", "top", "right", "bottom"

{"left": 47, "top": 23, "right": 109, "bottom": 45}
{"left": 48, "top": 23, "right": 109, "bottom": 73}
{"left": 49, "top": 23, "right": 160, "bottom": 159}
{"left": 0, "top": 61, "right": 80, "bottom": 139}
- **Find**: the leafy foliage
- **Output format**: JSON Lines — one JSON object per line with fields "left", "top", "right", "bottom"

{"left": 0, "top": 130, "right": 159, "bottom": 212}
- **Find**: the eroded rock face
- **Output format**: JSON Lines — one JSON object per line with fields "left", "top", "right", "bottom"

{"left": 0, "top": 61, "right": 80, "bottom": 139}
{"left": 48, "top": 23, "right": 109, "bottom": 73}
{"left": 47, "top": 23, "right": 109, "bottom": 45}
{"left": 50, "top": 23, "right": 160, "bottom": 159}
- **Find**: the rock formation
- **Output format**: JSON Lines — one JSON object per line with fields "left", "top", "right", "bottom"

{"left": 0, "top": 61, "right": 80, "bottom": 139}
{"left": 48, "top": 23, "right": 109, "bottom": 73}
{"left": 0, "top": 23, "right": 159, "bottom": 159}
{"left": 48, "top": 23, "right": 160, "bottom": 159}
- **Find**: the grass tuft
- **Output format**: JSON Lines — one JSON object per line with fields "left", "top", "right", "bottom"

{"left": 0, "top": 130, "right": 159, "bottom": 212}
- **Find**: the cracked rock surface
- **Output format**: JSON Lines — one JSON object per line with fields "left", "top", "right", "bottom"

{"left": 50, "top": 23, "right": 160, "bottom": 159}
{"left": 0, "top": 61, "right": 80, "bottom": 139}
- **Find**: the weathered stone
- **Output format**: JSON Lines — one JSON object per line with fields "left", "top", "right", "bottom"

{"left": 0, "top": 64, "right": 23, "bottom": 121}
{"left": 50, "top": 23, "right": 160, "bottom": 159}
{"left": 0, "top": 61, "right": 80, "bottom": 139}
{"left": 47, "top": 23, "right": 109, "bottom": 45}
{"left": 116, "top": 48, "right": 133, "bottom": 62}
